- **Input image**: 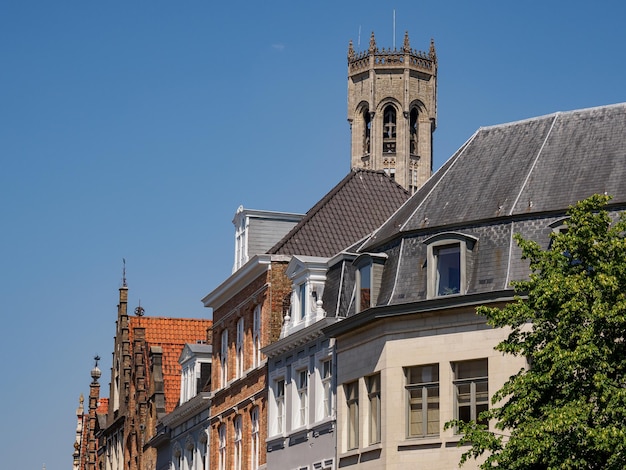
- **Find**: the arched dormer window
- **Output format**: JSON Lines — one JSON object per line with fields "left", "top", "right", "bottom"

{"left": 353, "top": 253, "right": 388, "bottom": 313}
{"left": 424, "top": 233, "right": 478, "bottom": 298}
{"left": 382, "top": 105, "right": 396, "bottom": 154}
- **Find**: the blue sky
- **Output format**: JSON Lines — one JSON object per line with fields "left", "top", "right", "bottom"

{"left": 1, "top": 1, "right": 625, "bottom": 468}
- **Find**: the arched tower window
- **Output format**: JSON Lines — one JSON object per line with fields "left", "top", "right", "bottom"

{"left": 363, "top": 109, "right": 371, "bottom": 155}
{"left": 410, "top": 108, "right": 419, "bottom": 155}
{"left": 383, "top": 105, "right": 396, "bottom": 154}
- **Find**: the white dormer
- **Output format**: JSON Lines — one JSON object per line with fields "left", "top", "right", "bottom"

{"left": 232, "top": 206, "right": 304, "bottom": 273}
{"left": 179, "top": 343, "right": 212, "bottom": 404}
{"left": 282, "top": 256, "right": 329, "bottom": 337}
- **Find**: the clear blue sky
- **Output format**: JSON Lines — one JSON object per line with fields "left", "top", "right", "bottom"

{"left": 1, "top": 1, "right": 624, "bottom": 468}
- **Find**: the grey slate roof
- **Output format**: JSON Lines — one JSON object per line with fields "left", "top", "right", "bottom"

{"left": 268, "top": 169, "right": 409, "bottom": 257}
{"left": 364, "top": 103, "right": 626, "bottom": 250}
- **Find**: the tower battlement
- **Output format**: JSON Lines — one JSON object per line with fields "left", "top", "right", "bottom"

{"left": 348, "top": 32, "right": 437, "bottom": 76}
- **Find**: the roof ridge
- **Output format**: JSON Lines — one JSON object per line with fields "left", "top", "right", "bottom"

{"left": 268, "top": 169, "right": 376, "bottom": 254}
{"left": 478, "top": 102, "right": 626, "bottom": 132}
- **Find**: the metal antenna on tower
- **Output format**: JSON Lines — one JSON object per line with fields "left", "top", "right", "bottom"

{"left": 358, "top": 25, "right": 361, "bottom": 48}
{"left": 393, "top": 10, "right": 396, "bottom": 49}
{"left": 122, "top": 258, "right": 127, "bottom": 287}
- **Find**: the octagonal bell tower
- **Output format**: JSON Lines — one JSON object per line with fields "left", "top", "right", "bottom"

{"left": 348, "top": 31, "right": 437, "bottom": 194}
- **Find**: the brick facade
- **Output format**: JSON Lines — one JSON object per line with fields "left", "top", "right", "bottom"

{"left": 209, "top": 260, "right": 291, "bottom": 470}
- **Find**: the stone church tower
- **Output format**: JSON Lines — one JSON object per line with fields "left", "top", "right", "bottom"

{"left": 347, "top": 31, "right": 437, "bottom": 193}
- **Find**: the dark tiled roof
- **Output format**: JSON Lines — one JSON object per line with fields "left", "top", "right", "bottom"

{"left": 269, "top": 169, "right": 409, "bottom": 257}
{"left": 365, "top": 103, "right": 626, "bottom": 249}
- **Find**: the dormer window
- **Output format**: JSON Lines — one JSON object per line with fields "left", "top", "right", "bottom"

{"left": 435, "top": 245, "right": 461, "bottom": 296}
{"left": 353, "top": 253, "right": 387, "bottom": 313}
{"left": 179, "top": 343, "right": 212, "bottom": 403}
{"left": 284, "top": 256, "right": 328, "bottom": 336}
{"left": 424, "top": 233, "right": 477, "bottom": 298}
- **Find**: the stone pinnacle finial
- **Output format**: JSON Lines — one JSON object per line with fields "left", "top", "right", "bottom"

{"left": 348, "top": 39, "right": 355, "bottom": 61}
{"left": 369, "top": 31, "right": 377, "bottom": 54}
{"left": 429, "top": 38, "right": 437, "bottom": 62}
{"left": 403, "top": 31, "right": 410, "bottom": 52}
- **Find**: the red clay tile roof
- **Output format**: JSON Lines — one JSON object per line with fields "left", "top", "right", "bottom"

{"left": 268, "top": 169, "right": 409, "bottom": 257}
{"left": 96, "top": 398, "right": 108, "bottom": 415}
{"left": 129, "top": 316, "right": 212, "bottom": 413}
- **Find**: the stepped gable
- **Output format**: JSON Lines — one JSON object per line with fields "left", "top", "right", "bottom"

{"left": 365, "top": 103, "right": 626, "bottom": 249}
{"left": 268, "top": 169, "right": 409, "bottom": 257}
{"left": 129, "top": 316, "right": 211, "bottom": 413}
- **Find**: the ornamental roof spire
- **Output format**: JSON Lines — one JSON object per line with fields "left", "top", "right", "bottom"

{"left": 368, "top": 31, "right": 377, "bottom": 53}
{"left": 403, "top": 31, "right": 410, "bottom": 52}
{"left": 429, "top": 38, "right": 437, "bottom": 62}
{"left": 348, "top": 39, "right": 354, "bottom": 61}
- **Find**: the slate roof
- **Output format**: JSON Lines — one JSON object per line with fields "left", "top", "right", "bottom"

{"left": 365, "top": 103, "right": 626, "bottom": 249}
{"left": 269, "top": 169, "right": 409, "bottom": 257}
{"left": 129, "top": 316, "right": 212, "bottom": 413}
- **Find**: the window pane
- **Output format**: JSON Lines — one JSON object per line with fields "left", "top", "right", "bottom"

{"left": 437, "top": 245, "right": 460, "bottom": 295}
{"left": 299, "top": 283, "right": 307, "bottom": 319}
{"left": 457, "top": 359, "right": 488, "bottom": 380}
{"left": 406, "top": 364, "right": 439, "bottom": 437}
{"left": 454, "top": 359, "right": 489, "bottom": 426}
{"left": 359, "top": 264, "right": 371, "bottom": 309}
{"left": 368, "top": 374, "right": 381, "bottom": 444}
{"left": 346, "top": 382, "right": 359, "bottom": 449}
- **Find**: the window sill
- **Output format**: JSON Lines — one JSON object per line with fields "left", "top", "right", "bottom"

{"left": 362, "top": 442, "right": 382, "bottom": 453}
{"left": 338, "top": 443, "right": 382, "bottom": 462}
{"left": 398, "top": 436, "right": 442, "bottom": 451}
{"left": 266, "top": 434, "right": 285, "bottom": 444}
{"left": 310, "top": 417, "right": 335, "bottom": 434}
{"left": 338, "top": 448, "right": 360, "bottom": 460}
{"left": 289, "top": 425, "right": 309, "bottom": 437}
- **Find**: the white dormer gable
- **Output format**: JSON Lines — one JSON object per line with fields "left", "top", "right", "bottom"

{"left": 179, "top": 343, "right": 212, "bottom": 404}
{"left": 232, "top": 206, "right": 304, "bottom": 273}
{"left": 282, "top": 255, "right": 329, "bottom": 337}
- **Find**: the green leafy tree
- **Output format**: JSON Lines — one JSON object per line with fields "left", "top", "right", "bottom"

{"left": 446, "top": 194, "right": 626, "bottom": 469}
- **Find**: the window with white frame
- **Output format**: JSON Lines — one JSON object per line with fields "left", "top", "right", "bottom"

{"left": 322, "top": 359, "right": 333, "bottom": 419}
{"left": 220, "top": 330, "right": 228, "bottom": 388}
{"left": 406, "top": 364, "right": 439, "bottom": 437}
{"left": 236, "top": 318, "right": 244, "bottom": 378}
{"left": 367, "top": 374, "right": 381, "bottom": 444}
{"left": 453, "top": 359, "right": 488, "bottom": 426}
{"left": 346, "top": 381, "right": 359, "bottom": 450}
{"left": 273, "top": 377, "right": 285, "bottom": 435}
{"left": 252, "top": 305, "right": 261, "bottom": 367}
{"left": 250, "top": 407, "right": 259, "bottom": 470}
{"left": 218, "top": 424, "right": 226, "bottom": 470}
{"left": 299, "top": 282, "right": 307, "bottom": 321}
{"left": 234, "top": 415, "right": 242, "bottom": 470}
{"left": 296, "top": 368, "right": 309, "bottom": 427}
{"left": 425, "top": 233, "right": 477, "bottom": 298}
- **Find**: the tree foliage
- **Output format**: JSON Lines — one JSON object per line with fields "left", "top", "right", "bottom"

{"left": 446, "top": 195, "right": 626, "bottom": 469}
